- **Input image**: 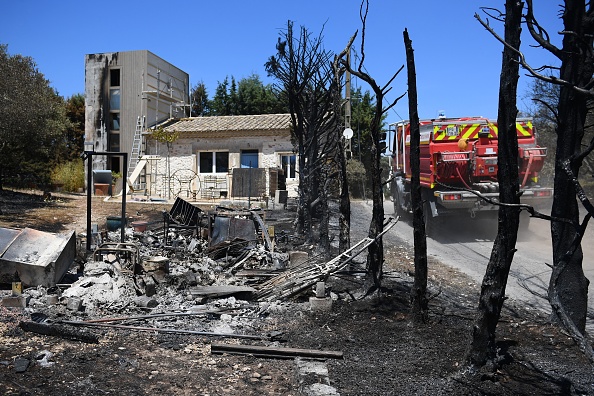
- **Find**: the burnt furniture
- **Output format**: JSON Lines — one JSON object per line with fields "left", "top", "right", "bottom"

{"left": 162, "top": 197, "right": 204, "bottom": 245}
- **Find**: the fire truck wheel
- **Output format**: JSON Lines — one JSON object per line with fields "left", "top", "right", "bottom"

{"left": 423, "top": 201, "right": 440, "bottom": 237}
{"left": 423, "top": 201, "right": 435, "bottom": 236}
{"left": 393, "top": 193, "right": 407, "bottom": 220}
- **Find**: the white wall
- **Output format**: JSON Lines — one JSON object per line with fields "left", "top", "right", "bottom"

{"left": 145, "top": 133, "right": 298, "bottom": 198}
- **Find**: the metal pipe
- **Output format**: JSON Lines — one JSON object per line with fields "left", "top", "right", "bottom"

{"left": 86, "top": 152, "right": 93, "bottom": 251}
{"left": 61, "top": 320, "right": 264, "bottom": 340}
{"left": 121, "top": 152, "right": 127, "bottom": 244}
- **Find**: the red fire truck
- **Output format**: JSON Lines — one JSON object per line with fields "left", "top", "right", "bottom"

{"left": 390, "top": 116, "right": 553, "bottom": 233}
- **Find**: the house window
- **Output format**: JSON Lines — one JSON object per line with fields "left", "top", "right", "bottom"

{"left": 110, "top": 69, "right": 120, "bottom": 87}
{"left": 110, "top": 113, "right": 120, "bottom": 130}
{"left": 110, "top": 89, "right": 120, "bottom": 110}
{"left": 280, "top": 154, "right": 296, "bottom": 179}
{"left": 109, "top": 113, "right": 120, "bottom": 151}
{"left": 109, "top": 132, "right": 120, "bottom": 152}
{"left": 240, "top": 150, "right": 259, "bottom": 168}
{"left": 198, "top": 151, "right": 229, "bottom": 173}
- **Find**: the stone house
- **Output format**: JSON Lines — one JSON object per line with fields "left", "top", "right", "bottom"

{"left": 143, "top": 113, "right": 297, "bottom": 202}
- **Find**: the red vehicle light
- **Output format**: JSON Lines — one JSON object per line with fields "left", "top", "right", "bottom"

{"left": 442, "top": 193, "right": 461, "bottom": 201}
{"left": 534, "top": 190, "right": 552, "bottom": 197}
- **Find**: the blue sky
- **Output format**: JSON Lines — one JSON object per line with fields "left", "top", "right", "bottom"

{"left": 1, "top": 1, "right": 563, "bottom": 123}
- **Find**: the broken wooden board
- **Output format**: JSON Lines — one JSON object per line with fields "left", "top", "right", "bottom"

{"left": 211, "top": 342, "right": 343, "bottom": 360}
{"left": 235, "top": 269, "right": 280, "bottom": 278}
{"left": 189, "top": 285, "right": 257, "bottom": 300}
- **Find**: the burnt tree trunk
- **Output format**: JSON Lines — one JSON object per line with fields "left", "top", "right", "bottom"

{"left": 305, "top": 118, "right": 318, "bottom": 243}
{"left": 404, "top": 29, "right": 429, "bottom": 322}
{"left": 296, "top": 127, "right": 307, "bottom": 235}
{"left": 319, "top": 171, "right": 330, "bottom": 253}
{"left": 339, "top": 1, "right": 405, "bottom": 288}
{"left": 466, "top": 0, "right": 522, "bottom": 367}
{"left": 548, "top": 0, "right": 593, "bottom": 334}
{"left": 366, "top": 98, "right": 385, "bottom": 287}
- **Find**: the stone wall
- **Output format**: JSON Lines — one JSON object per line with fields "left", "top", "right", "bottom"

{"left": 144, "top": 134, "right": 298, "bottom": 199}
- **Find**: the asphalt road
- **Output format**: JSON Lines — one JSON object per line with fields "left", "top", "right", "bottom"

{"left": 353, "top": 199, "right": 594, "bottom": 327}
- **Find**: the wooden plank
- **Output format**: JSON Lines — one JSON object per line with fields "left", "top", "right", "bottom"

{"left": 189, "top": 285, "right": 257, "bottom": 300}
{"left": 211, "top": 342, "right": 343, "bottom": 359}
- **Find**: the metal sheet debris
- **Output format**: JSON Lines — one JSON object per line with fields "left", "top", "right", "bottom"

{"left": 0, "top": 227, "right": 76, "bottom": 287}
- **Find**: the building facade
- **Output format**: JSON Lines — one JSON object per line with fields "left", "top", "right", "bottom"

{"left": 84, "top": 50, "right": 189, "bottom": 176}
{"left": 147, "top": 113, "right": 298, "bottom": 201}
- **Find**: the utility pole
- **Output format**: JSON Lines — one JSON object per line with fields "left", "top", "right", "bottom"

{"left": 343, "top": 48, "right": 353, "bottom": 155}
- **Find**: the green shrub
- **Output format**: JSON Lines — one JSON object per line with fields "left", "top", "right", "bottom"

{"left": 51, "top": 159, "right": 85, "bottom": 192}
{"left": 346, "top": 159, "right": 367, "bottom": 198}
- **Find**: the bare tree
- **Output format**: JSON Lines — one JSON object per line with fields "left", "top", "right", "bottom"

{"left": 509, "top": 0, "right": 594, "bottom": 336}
{"left": 469, "top": 0, "right": 594, "bottom": 363}
{"left": 466, "top": 0, "right": 523, "bottom": 367}
{"left": 403, "top": 29, "right": 429, "bottom": 322}
{"left": 541, "top": 0, "right": 594, "bottom": 336}
{"left": 339, "top": 0, "right": 405, "bottom": 289}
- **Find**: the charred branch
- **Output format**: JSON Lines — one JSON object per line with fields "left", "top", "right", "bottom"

{"left": 476, "top": 10, "right": 594, "bottom": 98}
{"left": 19, "top": 321, "right": 99, "bottom": 343}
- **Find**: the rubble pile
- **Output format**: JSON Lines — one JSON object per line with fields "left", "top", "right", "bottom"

{"left": 13, "top": 206, "right": 322, "bottom": 344}
{"left": 2, "top": 199, "right": 377, "bottom": 396}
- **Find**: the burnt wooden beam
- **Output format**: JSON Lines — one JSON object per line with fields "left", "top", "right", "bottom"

{"left": 19, "top": 321, "right": 99, "bottom": 343}
{"left": 211, "top": 342, "right": 343, "bottom": 360}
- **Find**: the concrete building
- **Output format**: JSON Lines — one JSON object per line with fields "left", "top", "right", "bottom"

{"left": 84, "top": 50, "right": 189, "bottom": 178}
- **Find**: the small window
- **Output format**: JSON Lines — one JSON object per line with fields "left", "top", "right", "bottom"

{"left": 110, "top": 69, "right": 120, "bottom": 87}
{"left": 110, "top": 158, "right": 121, "bottom": 173}
{"left": 110, "top": 89, "right": 120, "bottom": 110}
{"left": 215, "top": 152, "right": 229, "bottom": 173}
{"left": 198, "top": 151, "right": 229, "bottom": 173}
{"left": 281, "top": 154, "right": 296, "bottom": 179}
{"left": 241, "top": 150, "right": 258, "bottom": 168}
{"left": 108, "top": 132, "right": 120, "bottom": 151}
{"left": 110, "top": 113, "right": 120, "bottom": 130}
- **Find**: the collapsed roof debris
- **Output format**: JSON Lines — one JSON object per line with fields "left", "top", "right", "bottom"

{"left": 9, "top": 198, "right": 392, "bottom": 362}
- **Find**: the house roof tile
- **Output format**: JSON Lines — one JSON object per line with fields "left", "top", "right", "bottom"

{"left": 166, "top": 114, "right": 291, "bottom": 133}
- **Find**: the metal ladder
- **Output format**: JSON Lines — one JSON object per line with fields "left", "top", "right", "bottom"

{"left": 128, "top": 116, "right": 145, "bottom": 191}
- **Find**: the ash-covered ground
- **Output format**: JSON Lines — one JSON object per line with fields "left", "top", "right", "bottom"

{"left": 0, "top": 189, "right": 591, "bottom": 395}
